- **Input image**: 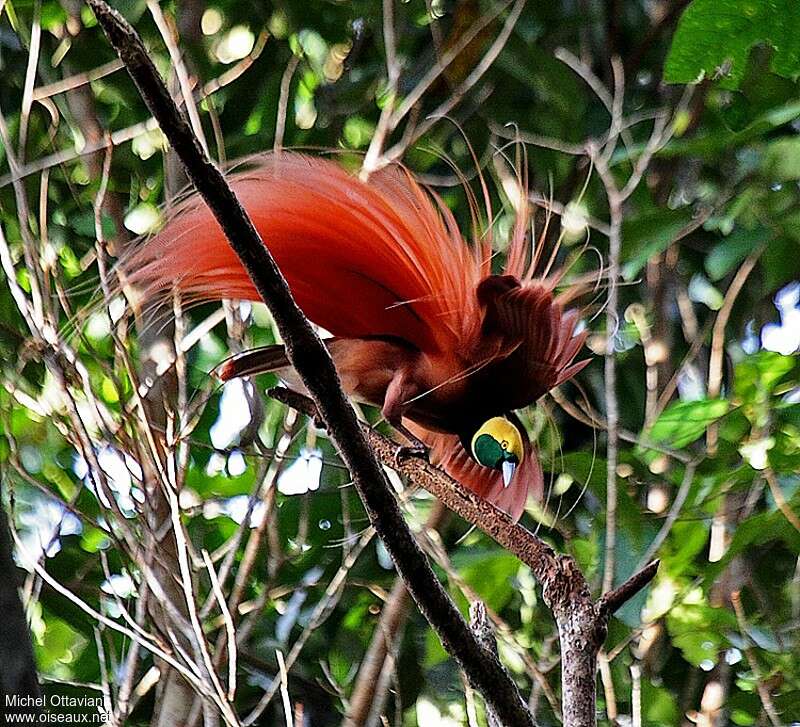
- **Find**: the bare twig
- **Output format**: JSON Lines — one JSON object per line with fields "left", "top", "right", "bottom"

{"left": 764, "top": 468, "right": 800, "bottom": 534}
{"left": 0, "top": 33, "right": 268, "bottom": 189}
{"left": 274, "top": 55, "right": 300, "bottom": 152}
{"left": 18, "top": 0, "right": 42, "bottom": 160}
{"left": 387, "top": 2, "right": 509, "bottom": 131}
{"left": 383, "top": 0, "right": 526, "bottom": 164}
{"left": 272, "top": 387, "right": 659, "bottom": 726}
{"left": 276, "top": 650, "right": 294, "bottom": 727}
{"left": 630, "top": 663, "right": 642, "bottom": 727}
{"left": 361, "top": 0, "right": 402, "bottom": 175}
{"left": 598, "top": 560, "right": 660, "bottom": 617}
{"left": 558, "top": 53, "right": 679, "bottom": 598}
{"left": 88, "top": 4, "right": 535, "bottom": 724}
{"left": 201, "top": 550, "right": 237, "bottom": 702}
{"left": 32, "top": 59, "right": 124, "bottom": 100}
{"left": 731, "top": 591, "right": 782, "bottom": 727}
{"left": 147, "top": 0, "right": 208, "bottom": 154}
{"left": 636, "top": 462, "right": 697, "bottom": 570}
{"left": 706, "top": 250, "right": 762, "bottom": 454}
{"left": 597, "top": 651, "right": 618, "bottom": 722}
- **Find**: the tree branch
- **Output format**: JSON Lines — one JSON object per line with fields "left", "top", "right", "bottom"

{"left": 271, "top": 387, "right": 660, "bottom": 726}
{"left": 598, "top": 560, "right": 660, "bottom": 618}
{"left": 470, "top": 602, "right": 503, "bottom": 727}
{"left": 87, "top": 2, "right": 534, "bottom": 725}
{"left": 269, "top": 387, "right": 559, "bottom": 580}
{"left": 0, "top": 499, "right": 42, "bottom": 725}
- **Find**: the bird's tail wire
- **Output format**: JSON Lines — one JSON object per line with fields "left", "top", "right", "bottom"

{"left": 556, "top": 377, "right": 599, "bottom": 522}
{"left": 399, "top": 342, "right": 511, "bottom": 408}
{"left": 494, "top": 136, "right": 603, "bottom": 324}
{"left": 491, "top": 129, "right": 534, "bottom": 281}
{"left": 418, "top": 115, "right": 495, "bottom": 268}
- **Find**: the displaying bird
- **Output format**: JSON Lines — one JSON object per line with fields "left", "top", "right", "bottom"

{"left": 121, "top": 153, "right": 589, "bottom": 521}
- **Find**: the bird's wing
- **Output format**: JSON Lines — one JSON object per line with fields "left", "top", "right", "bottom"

{"left": 121, "top": 154, "right": 484, "bottom": 354}
{"left": 476, "top": 275, "right": 590, "bottom": 405}
{"left": 410, "top": 424, "right": 542, "bottom": 522}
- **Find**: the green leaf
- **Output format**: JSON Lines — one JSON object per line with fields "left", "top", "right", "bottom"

{"left": 666, "top": 601, "right": 736, "bottom": 666}
{"left": 649, "top": 399, "right": 730, "bottom": 448}
{"left": 705, "top": 225, "right": 770, "bottom": 281}
{"left": 661, "top": 519, "right": 710, "bottom": 576}
{"left": 734, "top": 351, "right": 797, "bottom": 404}
{"left": 704, "top": 510, "right": 800, "bottom": 586}
{"left": 642, "top": 680, "right": 680, "bottom": 725}
{"left": 453, "top": 551, "right": 518, "bottom": 611}
{"left": 70, "top": 210, "right": 117, "bottom": 239}
{"left": 621, "top": 208, "right": 695, "bottom": 281}
{"left": 763, "top": 136, "right": 800, "bottom": 180}
{"left": 665, "top": 0, "right": 800, "bottom": 89}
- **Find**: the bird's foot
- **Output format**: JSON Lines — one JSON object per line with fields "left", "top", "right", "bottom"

{"left": 391, "top": 423, "right": 429, "bottom": 466}
{"left": 394, "top": 442, "right": 429, "bottom": 467}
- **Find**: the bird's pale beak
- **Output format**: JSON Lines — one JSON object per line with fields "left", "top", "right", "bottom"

{"left": 501, "top": 460, "right": 516, "bottom": 488}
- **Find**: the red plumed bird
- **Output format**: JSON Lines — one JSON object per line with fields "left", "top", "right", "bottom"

{"left": 123, "top": 154, "right": 589, "bottom": 521}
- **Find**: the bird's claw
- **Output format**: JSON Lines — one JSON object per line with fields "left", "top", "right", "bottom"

{"left": 393, "top": 443, "right": 428, "bottom": 467}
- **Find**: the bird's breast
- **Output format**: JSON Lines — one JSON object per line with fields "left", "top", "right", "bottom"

{"left": 400, "top": 352, "right": 488, "bottom": 434}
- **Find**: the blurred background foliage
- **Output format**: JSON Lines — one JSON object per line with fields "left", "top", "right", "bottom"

{"left": 0, "top": 0, "right": 799, "bottom": 725}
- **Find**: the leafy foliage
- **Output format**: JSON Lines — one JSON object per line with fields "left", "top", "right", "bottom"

{"left": 664, "top": 0, "right": 800, "bottom": 88}
{"left": 0, "top": 0, "right": 799, "bottom": 725}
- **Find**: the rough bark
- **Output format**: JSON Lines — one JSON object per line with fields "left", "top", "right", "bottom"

{"left": 0, "top": 490, "right": 43, "bottom": 725}
{"left": 273, "top": 387, "right": 660, "bottom": 727}
{"left": 88, "top": 4, "right": 662, "bottom": 722}
{"left": 89, "top": 3, "right": 535, "bottom": 724}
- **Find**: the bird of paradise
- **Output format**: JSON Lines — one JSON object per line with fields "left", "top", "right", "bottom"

{"left": 121, "top": 153, "right": 589, "bottom": 521}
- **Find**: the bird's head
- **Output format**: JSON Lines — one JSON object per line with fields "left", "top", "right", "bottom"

{"left": 470, "top": 417, "right": 524, "bottom": 488}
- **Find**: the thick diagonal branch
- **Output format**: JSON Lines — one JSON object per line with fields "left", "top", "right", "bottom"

{"left": 87, "top": 2, "right": 534, "bottom": 724}
{"left": 271, "top": 386, "right": 661, "bottom": 726}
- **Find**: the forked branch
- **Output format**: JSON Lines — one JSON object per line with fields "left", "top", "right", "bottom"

{"left": 87, "top": 2, "right": 534, "bottom": 724}
{"left": 88, "top": 3, "right": 660, "bottom": 723}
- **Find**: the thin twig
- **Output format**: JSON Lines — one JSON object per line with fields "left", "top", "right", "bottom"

{"left": 276, "top": 650, "right": 294, "bottom": 727}
{"left": 87, "top": 4, "right": 536, "bottom": 724}
{"left": 636, "top": 461, "right": 697, "bottom": 570}
{"left": 383, "top": 0, "right": 526, "bottom": 164}
{"left": 764, "top": 468, "right": 800, "bottom": 534}
{"left": 597, "top": 651, "right": 618, "bottom": 722}
{"left": 274, "top": 55, "right": 300, "bottom": 152}
{"left": 32, "top": 59, "right": 125, "bottom": 100}
{"left": 361, "top": 0, "right": 402, "bottom": 175}
{"left": 147, "top": 0, "right": 208, "bottom": 154}
{"left": 630, "top": 663, "right": 642, "bottom": 727}
{"left": 706, "top": 251, "right": 763, "bottom": 454}
{"left": 0, "top": 33, "right": 268, "bottom": 189}
{"left": 202, "top": 550, "right": 238, "bottom": 702}
{"left": 598, "top": 560, "right": 660, "bottom": 617}
{"left": 730, "top": 591, "right": 782, "bottom": 727}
